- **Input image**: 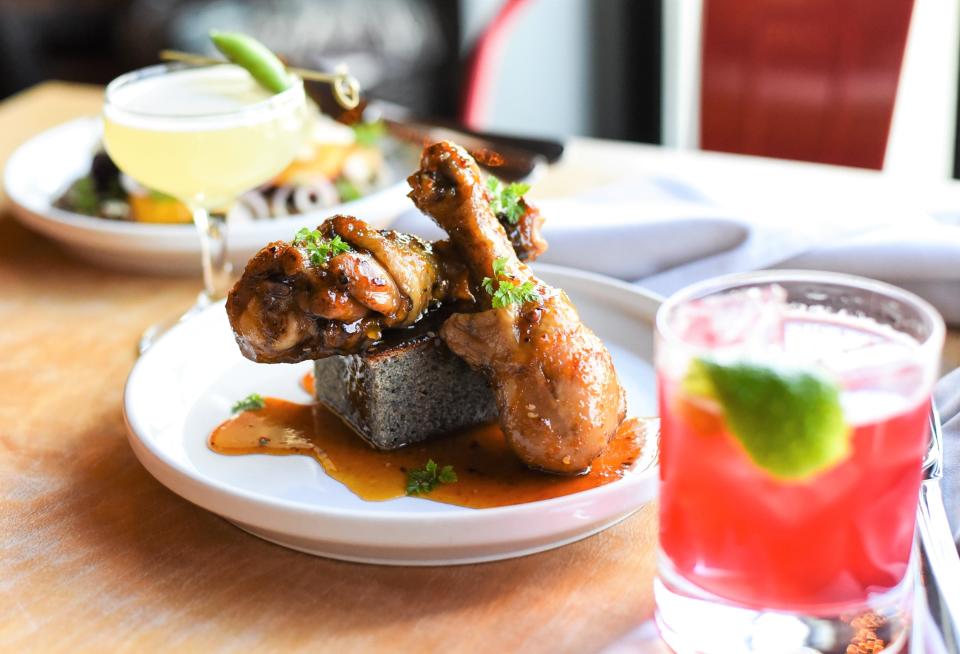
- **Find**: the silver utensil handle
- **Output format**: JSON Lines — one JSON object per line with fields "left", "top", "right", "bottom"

{"left": 918, "top": 478, "right": 960, "bottom": 649}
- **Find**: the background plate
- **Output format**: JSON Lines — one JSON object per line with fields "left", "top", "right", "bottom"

{"left": 123, "top": 263, "right": 662, "bottom": 565}
{"left": 4, "top": 117, "right": 415, "bottom": 275}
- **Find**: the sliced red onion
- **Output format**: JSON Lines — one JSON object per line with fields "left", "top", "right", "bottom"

{"left": 228, "top": 190, "right": 271, "bottom": 222}
{"left": 292, "top": 180, "right": 338, "bottom": 213}
{"left": 242, "top": 190, "right": 271, "bottom": 219}
{"left": 269, "top": 186, "right": 295, "bottom": 217}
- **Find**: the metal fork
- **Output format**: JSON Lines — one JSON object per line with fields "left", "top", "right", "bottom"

{"left": 917, "top": 403, "right": 960, "bottom": 650}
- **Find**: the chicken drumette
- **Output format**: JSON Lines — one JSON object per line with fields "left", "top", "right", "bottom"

{"left": 227, "top": 214, "right": 447, "bottom": 363}
{"left": 227, "top": 190, "right": 544, "bottom": 364}
{"left": 408, "top": 141, "right": 626, "bottom": 473}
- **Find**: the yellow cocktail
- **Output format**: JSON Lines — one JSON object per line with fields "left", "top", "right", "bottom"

{"left": 103, "top": 62, "right": 307, "bottom": 350}
{"left": 104, "top": 65, "right": 305, "bottom": 210}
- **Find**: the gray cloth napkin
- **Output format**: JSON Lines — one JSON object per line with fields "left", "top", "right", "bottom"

{"left": 391, "top": 174, "right": 960, "bottom": 323}
{"left": 935, "top": 367, "right": 960, "bottom": 544}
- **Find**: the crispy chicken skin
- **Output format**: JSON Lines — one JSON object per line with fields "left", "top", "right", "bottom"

{"left": 500, "top": 201, "right": 548, "bottom": 262}
{"left": 227, "top": 214, "right": 441, "bottom": 363}
{"left": 408, "top": 141, "right": 626, "bottom": 473}
{"left": 228, "top": 177, "right": 549, "bottom": 364}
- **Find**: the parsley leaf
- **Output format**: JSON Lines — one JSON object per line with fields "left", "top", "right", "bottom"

{"left": 352, "top": 121, "right": 386, "bottom": 147}
{"left": 481, "top": 277, "right": 495, "bottom": 295}
{"left": 232, "top": 393, "right": 266, "bottom": 413}
{"left": 481, "top": 256, "right": 541, "bottom": 309}
{"left": 491, "top": 280, "right": 539, "bottom": 309}
{"left": 293, "top": 228, "right": 352, "bottom": 266}
{"left": 406, "top": 459, "right": 458, "bottom": 496}
{"left": 486, "top": 177, "right": 531, "bottom": 224}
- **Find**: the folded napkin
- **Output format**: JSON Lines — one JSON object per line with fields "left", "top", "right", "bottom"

{"left": 394, "top": 173, "right": 960, "bottom": 323}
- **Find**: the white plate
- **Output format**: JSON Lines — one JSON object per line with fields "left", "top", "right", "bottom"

{"left": 123, "top": 264, "right": 662, "bottom": 565}
{"left": 4, "top": 117, "right": 415, "bottom": 275}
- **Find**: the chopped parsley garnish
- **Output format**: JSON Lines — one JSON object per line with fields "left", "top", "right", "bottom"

{"left": 334, "top": 178, "right": 362, "bottom": 202}
{"left": 481, "top": 256, "right": 541, "bottom": 309}
{"left": 406, "top": 459, "right": 458, "bottom": 496}
{"left": 352, "top": 120, "right": 386, "bottom": 147}
{"left": 293, "top": 228, "right": 351, "bottom": 266}
{"left": 232, "top": 393, "right": 266, "bottom": 413}
{"left": 486, "top": 177, "right": 530, "bottom": 225}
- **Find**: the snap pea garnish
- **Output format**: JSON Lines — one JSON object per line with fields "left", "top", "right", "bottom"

{"left": 209, "top": 30, "right": 292, "bottom": 94}
{"left": 160, "top": 38, "right": 361, "bottom": 108}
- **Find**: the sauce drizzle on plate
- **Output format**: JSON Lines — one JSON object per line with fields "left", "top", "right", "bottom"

{"left": 209, "top": 395, "right": 652, "bottom": 509}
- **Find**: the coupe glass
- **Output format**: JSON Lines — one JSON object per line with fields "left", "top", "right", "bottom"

{"left": 654, "top": 271, "right": 944, "bottom": 653}
{"left": 103, "top": 62, "right": 307, "bottom": 351}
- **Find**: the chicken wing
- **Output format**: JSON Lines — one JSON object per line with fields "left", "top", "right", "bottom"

{"left": 408, "top": 141, "right": 626, "bottom": 473}
{"left": 500, "top": 199, "right": 548, "bottom": 262}
{"left": 227, "top": 214, "right": 443, "bottom": 363}
{"left": 228, "top": 173, "right": 549, "bottom": 364}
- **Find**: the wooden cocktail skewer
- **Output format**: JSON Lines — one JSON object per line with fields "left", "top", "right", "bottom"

{"left": 158, "top": 49, "right": 361, "bottom": 110}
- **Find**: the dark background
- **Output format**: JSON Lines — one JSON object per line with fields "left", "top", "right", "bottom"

{"left": 3, "top": 0, "right": 954, "bottom": 175}
{"left": 0, "top": 0, "right": 662, "bottom": 143}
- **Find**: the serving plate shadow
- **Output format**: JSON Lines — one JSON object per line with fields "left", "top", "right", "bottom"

{"left": 123, "top": 264, "right": 662, "bottom": 565}
{"left": 4, "top": 117, "right": 416, "bottom": 275}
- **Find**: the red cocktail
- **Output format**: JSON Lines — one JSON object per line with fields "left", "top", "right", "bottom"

{"left": 654, "top": 273, "right": 943, "bottom": 653}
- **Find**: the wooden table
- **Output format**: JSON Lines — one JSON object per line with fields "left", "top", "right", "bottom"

{"left": 1, "top": 82, "right": 957, "bottom": 653}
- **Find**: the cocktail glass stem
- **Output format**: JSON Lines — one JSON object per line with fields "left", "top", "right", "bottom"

{"left": 103, "top": 63, "right": 310, "bottom": 355}
{"left": 194, "top": 207, "right": 232, "bottom": 304}
{"left": 136, "top": 209, "right": 232, "bottom": 355}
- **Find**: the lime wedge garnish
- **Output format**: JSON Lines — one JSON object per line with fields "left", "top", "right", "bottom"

{"left": 683, "top": 358, "right": 850, "bottom": 480}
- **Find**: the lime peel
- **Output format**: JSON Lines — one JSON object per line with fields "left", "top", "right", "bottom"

{"left": 683, "top": 357, "right": 851, "bottom": 480}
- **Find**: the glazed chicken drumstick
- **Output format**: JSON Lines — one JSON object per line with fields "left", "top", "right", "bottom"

{"left": 228, "top": 214, "right": 446, "bottom": 363}
{"left": 408, "top": 141, "right": 626, "bottom": 473}
{"left": 228, "top": 189, "right": 546, "bottom": 363}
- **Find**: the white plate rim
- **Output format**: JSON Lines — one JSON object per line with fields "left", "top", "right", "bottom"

{"left": 3, "top": 115, "right": 413, "bottom": 239}
{"left": 123, "top": 263, "right": 662, "bottom": 530}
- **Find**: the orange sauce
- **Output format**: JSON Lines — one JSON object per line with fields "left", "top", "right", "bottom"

{"left": 209, "top": 396, "right": 652, "bottom": 509}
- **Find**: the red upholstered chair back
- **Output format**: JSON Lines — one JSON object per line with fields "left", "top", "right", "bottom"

{"left": 699, "top": 0, "right": 915, "bottom": 169}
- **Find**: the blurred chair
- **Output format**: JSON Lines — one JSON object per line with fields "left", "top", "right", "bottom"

{"left": 0, "top": 0, "right": 132, "bottom": 97}
{"left": 663, "top": 0, "right": 958, "bottom": 180}
{"left": 461, "top": 0, "right": 533, "bottom": 129}
{"left": 120, "top": 0, "right": 460, "bottom": 119}
{"left": 457, "top": 0, "right": 601, "bottom": 139}
{"left": 0, "top": 0, "right": 463, "bottom": 120}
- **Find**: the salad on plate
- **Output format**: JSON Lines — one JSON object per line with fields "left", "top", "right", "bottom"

{"left": 56, "top": 113, "right": 390, "bottom": 225}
